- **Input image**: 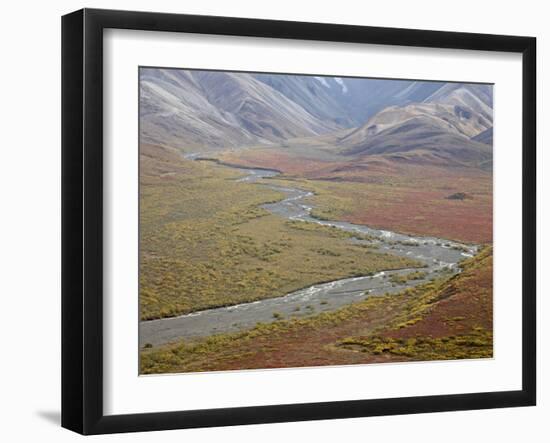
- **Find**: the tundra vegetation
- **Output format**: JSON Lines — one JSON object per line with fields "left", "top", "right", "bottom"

{"left": 140, "top": 148, "right": 420, "bottom": 320}
{"left": 141, "top": 247, "right": 493, "bottom": 373}
{"left": 219, "top": 148, "right": 493, "bottom": 244}
{"left": 389, "top": 270, "right": 427, "bottom": 285}
{"left": 139, "top": 72, "right": 494, "bottom": 372}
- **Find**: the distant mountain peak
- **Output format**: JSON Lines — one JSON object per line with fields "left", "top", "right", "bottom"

{"left": 140, "top": 68, "right": 493, "bottom": 170}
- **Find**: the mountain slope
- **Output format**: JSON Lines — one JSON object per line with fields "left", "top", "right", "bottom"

{"left": 253, "top": 75, "right": 492, "bottom": 127}
{"left": 424, "top": 83, "right": 493, "bottom": 123}
{"left": 140, "top": 68, "right": 493, "bottom": 170}
{"left": 253, "top": 73, "right": 359, "bottom": 127}
{"left": 140, "top": 68, "right": 339, "bottom": 150}
{"left": 337, "top": 101, "right": 492, "bottom": 168}
{"left": 471, "top": 127, "right": 493, "bottom": 145}
{"left": 331, "top": 81, "right": 493, "bottom": 169}
{"left": 340, "top": 79, "right": 443, "bottom": 122}
{"left": 140, "top": 69, "right": 252, "bottom": 150}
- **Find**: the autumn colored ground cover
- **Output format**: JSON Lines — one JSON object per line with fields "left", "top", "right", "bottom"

{"left": 219, "top": 147, "right": 493, "bottom": 244}
{"left": 139, "top": 144, "right": 419, "bottom": 320}
{"left": 141, "top": 248, "right": 492, "bottom": 373}
{"left": 140, "top": 142, "right": 492, "bottom": 373}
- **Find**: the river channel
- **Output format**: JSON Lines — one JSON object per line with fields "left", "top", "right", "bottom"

{"left": 140, "top": 159, "right": 477, "bottom": 347}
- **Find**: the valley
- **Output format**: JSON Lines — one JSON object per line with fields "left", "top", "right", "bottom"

{"left": 141, "top": 247, "right": 492, "bottom": 373}
{"left": 140, "top": 148, "right": 420, "bottom": 321}
{"left": 140, "top": 158, "right": 476, "bottom": 347}
{"left": 218, "top": 145, "right": 493, "bottom": 243}
{"left": 138, "top": 68, "right": 494, "bottom": 373}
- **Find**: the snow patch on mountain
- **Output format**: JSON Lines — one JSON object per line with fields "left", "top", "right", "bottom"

{"left": 314, "top": 76, "right": 331, "bottom": 88}
{"left": 334, "top": 77, "right": 348, "bottom": 94}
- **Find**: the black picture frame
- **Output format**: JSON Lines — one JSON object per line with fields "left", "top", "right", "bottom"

{"left": 61, "top": 8, "right": 537, "bottom": 435}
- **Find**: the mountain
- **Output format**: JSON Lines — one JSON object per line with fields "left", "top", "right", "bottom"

{"left": 256, "top": 75, "right": 449, "bottom": 126}
{"left": 424, "top": 83, "right": 493, "bottom": 122}
{"left": 337, "top": 78, "right": 443, "bottom": 123}
{"left": 345, "top": 121, "right": 492, "bottom": 169}
{"left": 252, "top": 73, "right": 358, "bottom": 127}
{"left": 341, "top": 101, "right": 486, "bottom": 141}
{"left": 140, "top": 69, "right": 249, "bottom": 150}
{"left": 140, "top": 68, "right": 339, "bottom": 150}
{"left": 258, "top": 75, "right": 493, "bottom": 128}
{"left": 472, "top": 127, "right": 493, "bottom": 145}
{"left": 140, "top": 68, "right": 493, "bottom": 169}
{"left": 337, "top": 96, "right": 493, "bottom": 168}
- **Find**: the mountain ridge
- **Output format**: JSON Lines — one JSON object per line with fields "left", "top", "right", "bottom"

{"left": 140, "top": 68, "right": 493, "bottom": 170}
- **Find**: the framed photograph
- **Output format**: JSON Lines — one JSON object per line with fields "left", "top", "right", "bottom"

{"left": 62, "top": 8, "right": 536, "bottom": 434}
